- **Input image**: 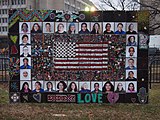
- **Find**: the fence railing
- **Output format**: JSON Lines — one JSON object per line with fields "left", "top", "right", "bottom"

{"left": 0, "top": 57, "right": 9, "bottom": 82}
{"left": 149, "top": 59, "right": 160, "bottom": 88}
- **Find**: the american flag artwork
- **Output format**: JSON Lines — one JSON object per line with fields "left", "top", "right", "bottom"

{"left": 53, "top": 35, "right": 109, "bottom": 71}
{"left": 53, "top": 34, "right": 126, "bottom": 72}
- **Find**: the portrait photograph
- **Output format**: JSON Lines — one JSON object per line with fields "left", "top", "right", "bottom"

{"left": 78, "top": 22, "right": 90, "bottom": 34}
{"left": 19, "top": 22, "right": 31, "bottom": 34}
{"left": 103, "top": 22, "right": 114, "bottom": 34}
{"left": 56, "top": 81, "right": 67, "bottom": 93}
{"left": 126, "top": 46, "right": 137, "bottom": 58}
{"left": 20, "top": 57, "right": 31, "bottom": 69}
{"left": 126, "top": 35, "right": 138, "bottom": 46}
{"left": 55, "top": 22, "right": 67, "bottom": 34}
{"left": 67, "top": 22, "right": 79, "bottom": 34}
{"left": 79, "top": 81, "right": 91, "bottom": 93}
{"left": 44, "top": 81, "right": 56, "bottom": 92}
{"left": 32, "top": 81, "right": 44, "bottom": 92}
{"left": 19, "top": 34, "right": 31, "bottom": 45}
{"left": 114, "top": 81, "right": 126, "bottom": 93}
{"left": 20, "top": 69, "right": 31, "bottom": 80}
{"left": 20, "top": 45, "right": 31, "bottom": 57}
{"left": 31, "top": 22, "right": 43, "bottom": 33}
{"left": 126, "top": 81, "right": 137, "bottom": 93}
{"left": 126, "top": 22, "right": 138, "bottom": 34}
{"left": 114, "top": 22, "right": 126, "bottom": 34}
{"left": 91, "top": 82, "right": 102, "bottom": 93}
{"left": 102, "top": 81, "right": 114, "bottom": 93}
{"left": 20, "top": 81, "right": 32, "bottom": 93}
{"left": 126, "top": 70, "right": 137, "bottom": 81}
{"left": 67, "top": 81, "right": 78, "bottom": 93}
{"left": 43, "top": 22, "right": 54, "bottom": 33}
{"left": 125, "top": 58, "right": 137, "bottom": 70}
{"left": 90, "top": 22, "right": 102, "bottom": 34}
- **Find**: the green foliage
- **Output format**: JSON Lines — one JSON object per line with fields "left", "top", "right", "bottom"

{"left": 138, "top": 11, "right": 149, "bottom": 23}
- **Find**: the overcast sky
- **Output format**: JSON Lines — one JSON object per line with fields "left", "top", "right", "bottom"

{"left": 90, "top": 0, "right": 140, "bottom": 10}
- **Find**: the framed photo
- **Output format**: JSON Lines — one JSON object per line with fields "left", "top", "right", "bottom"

{"left": 56, "top": 81, "right": 67, "bottom": 93}
{"left": 67, "top": 81, "right": 79, "bottom": 93}
{"left": 32, "top": 81, "right": 44, "bottom": 92}
{"left": 126, "top": 81, "right": 137, "bottom": 93}
{"left": 31, "top": 22, "right": 43, "bottom": 33}
{"left": 90, "top": 22, "right": 102, "bottom": 34}
{"left": 114, "top": 22, "right": 126, "bottom": 34}
{"left": 91, "top": 82, "right": 102, "bottom": 93}
{"left": 44, "top": 81, "right": 56, "bottom": 92}
{"left": 78, "top": 22, "right": 90, "bottom": 34}
{"left": 114, "top": 81, "right": 126, "bottom": 93}
{"left": 79, "top": 81, "right": 91, "bottom": 93}
{"left": 20, "top": 69, "right": 31, "bottom": 80}
{"left": 102, "top": 81, "right": 114, "bottom": 93}
{"left": 125, "top": 58, "right": 137, "bottom": 70}
{"left": 126, "top": 35, "right": 138, "bottom": 46}
{"left": 126, "top": 70, "right": 137, "bottom": 81}
{"left": 67, "top": 22, "right": 79, "bottom": 34}
{"left": 126, "top": 46, "right": 137, "bottom": 58}
{"left": 19, "top": 22, "right": 31, "bottom": 34}
{"left": 20, "top": 57, "right": 31, "bottom": 69}
{"left": 126, "top": 22, "right": 138, "bottom": 34}
{"left": 19, "top": 34, "right": 31, "bottom": 45}
{"left": 55, "top": 22, "right": 67, "bottom": 34}
{"left": 20, "top": 45, "right": 31, "bottom": 57}
{"left": 43, "top": 22, "right": 54, "bottom": 33}
{"left": 20, "top": 81, "right": 32, "bottom": 93}
{"left": 103, "top": 22, "right": 114, "bottom": 34}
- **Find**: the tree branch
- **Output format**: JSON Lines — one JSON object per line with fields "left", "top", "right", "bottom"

{"left": 133, "top": 0, "right": 160, "bottom": 12}
{"left": 102, "top": 0, "right": 117, "bottom": 10}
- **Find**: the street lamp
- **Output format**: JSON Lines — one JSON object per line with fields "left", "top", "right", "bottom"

{"left": 90, "top": 6, "right": 96, "bottom": 11}
{"left": 85, "top": 7, "right": 90, "bottom": 11}
{"left": 85, "top": 6, "right": 96, "bottom": 12}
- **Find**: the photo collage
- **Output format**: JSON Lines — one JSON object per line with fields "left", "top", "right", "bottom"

{"left": 9, "top": 10, "right": 149, "bottom": 103}
{"left": 18, "top": 21, "right": 138, "bottom": 94}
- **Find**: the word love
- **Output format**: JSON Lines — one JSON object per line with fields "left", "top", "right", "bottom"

{"left": 77, "top": 93, "right": 103, "bottom": 103}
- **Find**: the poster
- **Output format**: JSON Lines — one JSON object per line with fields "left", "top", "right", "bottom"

{"left": 9, "top": 10, "right": 149, "bottom": 104}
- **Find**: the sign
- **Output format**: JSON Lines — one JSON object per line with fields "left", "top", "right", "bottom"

{"left": 9, "top": 10, "right": 149, "bottom": 103}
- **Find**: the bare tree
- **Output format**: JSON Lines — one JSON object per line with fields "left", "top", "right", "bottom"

{"left": 99, "top": 0, "right": 139, "bottom": 10}
{"left": 98, "top": 0, "right": 160, "bottom": 34}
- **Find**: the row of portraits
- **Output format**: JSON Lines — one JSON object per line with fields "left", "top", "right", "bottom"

{"left": 19, "top": 34, "right": 138, "bottom": 46}
{"left": 20, "top": 81, "right": 137, "bottom": 93}
{"left": 19, "top": 68, "right": 137, "bottom": 81}
{"left": 19, "top": 22, "right": 138, "bottom": 34}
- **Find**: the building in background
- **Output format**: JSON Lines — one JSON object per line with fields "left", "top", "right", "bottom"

{"left": 37, "top": 0, "right": 95, "bottom": 11}
{"left": 0, "top": 0, "right": 28, "bottom": 36}
{"left": 0, "top": 0, "right": 95, "bottom": 36}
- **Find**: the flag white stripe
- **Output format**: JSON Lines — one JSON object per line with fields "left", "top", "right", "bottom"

{"left": 54, "top": 62, "right": 108, "bottom": 64}
{"left": 55, "top": 66, "right": 108, "bottom": 68}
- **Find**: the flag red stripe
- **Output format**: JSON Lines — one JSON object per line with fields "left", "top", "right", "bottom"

{"left": 54, "top": 60, "right": 108, "bottom": 62}
{"left": 75, "top": 56, "right": 108, "bottom": 58}
{"left": 76, "top": 47, "right": 107, "bottom": 49}
{"left": 77, "top": 42, "right": 108, "bottom": 44}
{"left": 54, "top": 68, "right": 107, "bottom": 70}
{"left": 54, "top": 64, "right": 108, "bottom": 66}
{"left": 76, "top": 51, "right": 108, "bottom": 53}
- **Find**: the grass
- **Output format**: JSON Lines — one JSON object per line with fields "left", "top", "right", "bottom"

{"left": 0, "top": 83, "right": 160, "bottom": 120}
